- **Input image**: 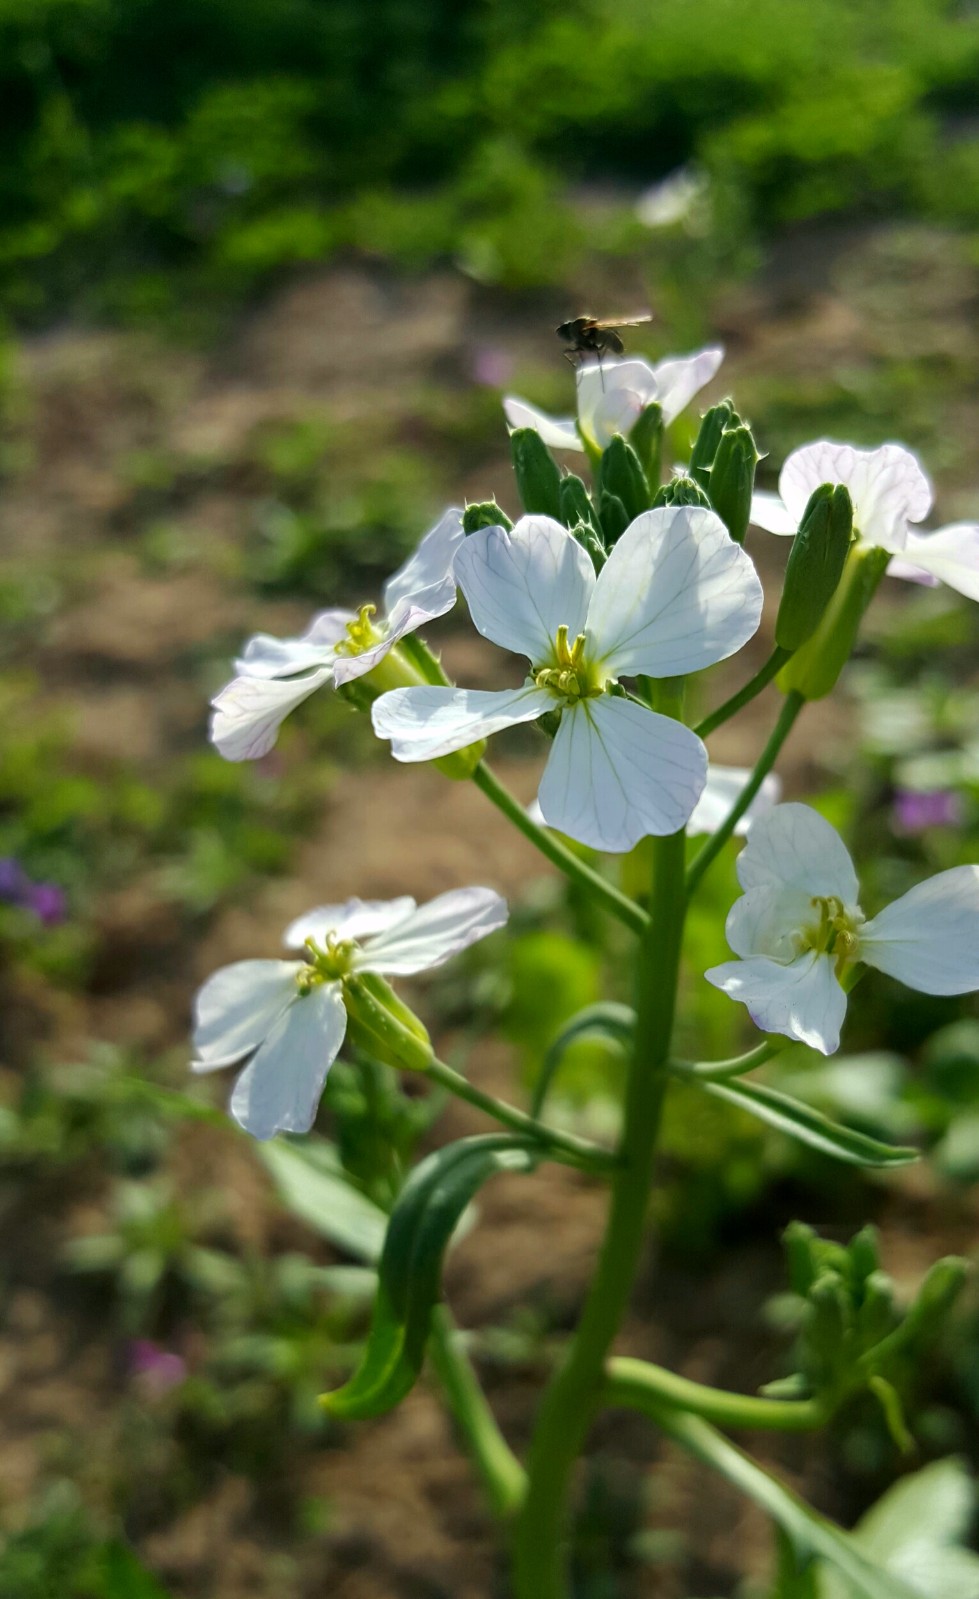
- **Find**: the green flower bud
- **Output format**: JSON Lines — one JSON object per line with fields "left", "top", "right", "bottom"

{"left": 558, "top": 473, "right": 600, "bottom": 536}
{"left": 510, "top": 427, "right": 562, "bottom": 519}
{"left": 598, "top": 488, "right": 630, "bottom": 547}
{"left": 707, "top": 423, "right": 759, "bottom": 546}
{"left": 778, "top": 543, "right": 891, "bottom": 701}
{"left": 463, "top": 500, "right": 513, "bottom": 535}
{"left": 775, "top": 484, "right": 853, "bottom": 651}
{"left": 689, "top": 399, "right": 740, "bottom": 489}
{"left": 598, "top": 434, "right": 651, "bottom": 523}
{"left": 342, "top": 971, "right": 434, "bottom": 1072}
{"left": 434, "top": 741, "right": 487, "bottom": 781}
{"left": 629, "top": 401, "right": 663, "bottom": 486}
{"left": 651, "top": 474, "right": 712, "bottom": 511}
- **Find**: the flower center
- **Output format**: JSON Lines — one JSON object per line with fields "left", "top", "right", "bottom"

{"left": 335, "top": 604, "right": 384, "bottom": 658}
{"left": 798, "top": 895, "right": 865, "bottom": 971}
{"left": 533, "top": 625, "right": 604, "bottom": 704}
{"left": 298, "top": 933, "right": 357, "bottom": 988}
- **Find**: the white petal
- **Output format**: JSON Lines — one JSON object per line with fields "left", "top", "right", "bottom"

{"left": 230, "top": 981, "right": 347, "bottom": 1140}
{"left": 454, "top": 518, "right": 595, "bottom": 662}
{"left": 886, "top": 555, "right": 941, "bottom": 587}
{"left": 586, "top": 505, "right": 763, "bottom": 677}
{"left": 687, "top": 766, "right": 782, "bottom": 836}
{"left": 371, "top": 684, "right": 553, "bottom": 762}
{"left": 192, "top": 959, "right": 301, "bottom": 1069}
{"left": 705, "top": 951, "right": 848, "bottom": 1055}
{"left": 502, "top": 394, "right": 582, "bottom": 452}
{"left": 576, "top": 358, "right": 657, "bottom": 446}
{"left": 724, "top": 883, "right": 817, "bottom": 960}
{"left": 381, "top": 506, "right": 465, "bottom": 619}
{"left": 236, "top": 610, "right": 352, "bottom": 679}
{"left": 209, "top": 667, "right": 334, "bottom": 761}
{"left": 360, "top": 887, "right": 508, "bottom": 975}
{"left": 861, "top": 866, "right": 979, "bottom": 994}
{"left": 749, "top": 490, "right": 797, "bottom": 536}
{"left": 537, "top": 695, "right": 707, "bottom": 852}
{"left": 284, "top": 897, "right": 418, "bottom": 950}
{"left": 897, "top": 524, "right": 979, "bottom": 602}
{"left": 779, "top": 441, "right": 932, "bottom": 552}
{"left": 648, "top": 345, "right": 724, "bottom": 425}
{"left": 589, "top": 386, "right": 646, "bottom": 447}
{"left": 735, "top": 803, "right": 859, "bottom": 902}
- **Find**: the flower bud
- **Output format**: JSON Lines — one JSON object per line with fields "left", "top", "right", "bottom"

{"left": 598, "top": 434, "right": 651, "bottom": 523}
{"left": 342, "top": 971, "right": 434, "bottom": 1072}
{"left": 651, "top": 474, "right": 712, "bottom": 510}
{"left": 775, "top": 483, "right": 853, "bottom": 651}
{"left": 434, "top": 741, "right": 487, "bottom": 781}
{"left": 628, "top": 401, "right": 663, "bottom": 486}
{"left": 778, "top": 543, "right": 891, "bottom": 701}
{"left": 689, "top": 400, "right": 740, "bottom": 489}
{"left": 559, "top": 474, "right": 606, "bottom": 570}
{"left": 510, "top": 427, "right": 562, "bottom": 519}
{"left": 598, "top": 488, "right": 629, "bottom": 547}
{"left": 463, "top": 500, "right": 513, "bottom": 535}
{"left": 707, "top": 423, "right": 759, "bottom": 546}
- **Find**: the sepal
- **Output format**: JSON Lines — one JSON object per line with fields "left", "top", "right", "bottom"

{"left": 510, "top": 427, "right": 563, "bottom": 519}
{"left": 775, "top": 483, "right": 853, "bottom": 651}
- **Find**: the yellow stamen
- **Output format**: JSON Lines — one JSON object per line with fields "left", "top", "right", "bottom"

{"left": 336, "top": 604, "right": 384, "bottom": 658}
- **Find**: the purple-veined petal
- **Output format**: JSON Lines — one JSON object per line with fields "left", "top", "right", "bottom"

{"left": 235, "top": 610, "right": 353, "bottom": 679}
{"left": 724, "top": 883, "right": 816, "bottom": 960}
{"left": 687, "top": 767, "right": 781, "bottom": 836}
{"left": 649, "top": 345, "right": 724, "bottom": 425}
{"left": 381, "top": 506, "right": 465, "bottom": 619}
{"left": 886, "top": 555, "right": 941, "bottom": 587}
{"left": 778, "top": 441, "right": 932, "bottom": 553}
{"left": 372, "top": 684, "right": 553, "bottom": 762}
{"left": 359, "top": 887, "right": 508, "bottom": 975}
{"left": 284, "top": 898, "right": 418, "bottom": 950}
{"left": 536, "top": 695, "right": 707, "bottom": 852}
{"left": 229, "top": 980, "right": 347, "bottom": 1140}
{"left": 860, "top": 866, "right": 979, "bottom": 995}
{"left": 502, "top": 394, "right": 582, "bottom": 452}
{"left": 735, "top": 803, "right": 860, "bottom": 902}
{"left": 192, "top": 959, "right": 301, "bottom": 1069}
{"left": 896, "top": 523, "right": 979, "bottom": 602}
{"left": 586, "top": 505, "right": 763, "bottom": 677}
{"left": 210, "top": 667, "right": 334, "bottom": 761}
{"left": 705, "top": 951, "right": 848, "bottom": 1055}
{"left": 454, "top": 518, "right": 595, "bottom": 662}
{"left": 750, "top": 490, "right": 797, "bottom": 536}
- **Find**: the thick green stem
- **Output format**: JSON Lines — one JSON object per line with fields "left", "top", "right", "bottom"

{"left": 512, "top": 816, "right": 687, "bottom": 1597}
{"left": 604, "top": 1357, "right": 827, "bottom": 1432}
{"left": 686, "top": 691, "right": 804, "bottom": 896}
{"left": 694, "top": 646, "right": 792, "bottom": 739}
{"left": 426, "top": 1055, "right": 617, "bottom": 1176}
{"left": 428, "top": 1305, "right": 527, "bottom": 1518}
{"left": 471, "top": 762, "right": 648, "bottom": 936}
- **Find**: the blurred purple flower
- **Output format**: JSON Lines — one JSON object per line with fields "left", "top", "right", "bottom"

{"left": 893, "top": 788, "right": 962, "bottom": 834}
{"left": 471, "top": 345, "right": 514, "bottom": 389}
{"left": 0, "top": 858, "right": 28, "bottom": 903}
{"left": 128, "top": 1339, "right": 187, "bottom": 1397}
{"left": 29, "top": 883, "right": 67, "bottom": 925}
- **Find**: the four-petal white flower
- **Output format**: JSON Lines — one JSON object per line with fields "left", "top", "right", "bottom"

{"left": 192, "top": 888, "right": 507, "bottom": 1140}
{"left": 706, "top": 803, "right": 979, "bottom": 1055}
{"left": 210, "top": 508, "right": 465, "bottom": 761}
{"left": 503, "top": 347, "right": 724, "bottom": 454}
{"left": 750, "top": 440, "right": 979, "bottom": 602}
{"left": 371, "top": 509, "right": 764, "bottom": 852}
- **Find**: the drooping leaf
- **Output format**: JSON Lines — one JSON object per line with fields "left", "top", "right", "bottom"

{"left": 260, "top": 1136, "right": 388, "bottom": 1263}
{"left": 322, "top": 1135, "right": 537, "bottom": 1420}
{"left": 818, "top": 1458, "right": 979, "bottom": 1599}
{"left": 533, "top": 1001, "right": 635, "bottom": 1115}
{"left": 687, "top": 1075, "right": 918, "bottom": 1168}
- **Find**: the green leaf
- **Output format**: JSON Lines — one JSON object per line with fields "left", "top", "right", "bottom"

{"left": 259, "top": 1136, "right": 388, "bottom": 1264}
{"left": 533, "top": 1002, "right": 635, "bottom": 1116}
{"left": 688, "top": 1075, "right": 918, "bottom": 1168}
{"left": 323, "top": 1135, "right": 537, "bottom": 1420}
{"left": 819, "top": 1458, "right": 979, "bottom": 1599}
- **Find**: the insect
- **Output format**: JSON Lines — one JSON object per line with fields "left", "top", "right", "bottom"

{"left": 555, "top": 313, "right": 653, "bottom": 365}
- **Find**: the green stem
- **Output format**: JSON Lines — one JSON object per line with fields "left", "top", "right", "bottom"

{"left": 694, "top": 646, "right": 792, "bottom": 739}
{"left": 512, "top": 811, "right": 687, "bottom": 1596}
{"left": 675, "top": 1038, "right": 787, "bottom": 1080}
{"left": 425, "top": 1056, "right": 617, "bottom": 1176}
{"left": 472, "top": 762, "right": 648, "bottom": 936}
{"left": 428, "top": 1305, "right": 527, "bottom": 1519}
{"left": 686, "top": 691, "right": 804, "bottom": 897}
{"left": 604, "top": 1357, "right": 827, "bottom": 1433}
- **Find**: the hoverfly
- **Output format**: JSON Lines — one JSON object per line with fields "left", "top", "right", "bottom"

{"left": 556, "top": 313, "right": 653, "bottom": 365}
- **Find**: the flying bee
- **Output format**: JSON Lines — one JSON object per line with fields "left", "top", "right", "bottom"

{"left": 555, "top": 313, "right": 653, "bottom": 365}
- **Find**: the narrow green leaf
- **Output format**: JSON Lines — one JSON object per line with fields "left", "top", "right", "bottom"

{"left": 259, "top": 1137, "right": 388, "bottom": 1264}
{"left": 686, "top": 1075, "right": 918, "bottom": 1168}
{"left": 533, "top": 1002, "right": 635, "bottom": 1116}
{"left": 323, "top": 1135, "right": 537, "bottom": 1419}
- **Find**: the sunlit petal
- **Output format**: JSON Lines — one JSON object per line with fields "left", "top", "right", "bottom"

{"left": 896, "top": 523, "right": 979, "bottom": 602}
{"left": 454, "top": 518, "right": 595, "bottom": 661}
{"left": 778, "top": 441, "right": 931, "bottom": 552}
{"left": 749, "top": 490, "right": 797, "bottom": 536}
{"left": 724, "top": 884, "right": 816, "bottom": 960}
{"left": 649, "top": 345, "right": 724, "bottom": 424}
{"left": 192, "top": 959, "right": 301, "bottom": 1069}
{"left": 502, "top": 394, "right": 582, "bottom": 451}
{"left": 381, "top": 506, "right": 465, "bottom": 619}
{"left": 284, "top": 898, "right": 418, "bottom": 950}
{"left": 705, "top": 951, "right": 847, "bottom": 1055}
{"left": 210, "top": 667, "right": 334, "bottom": 760}
{"left": 687, "top": 767, "right": 781, "bottom": 836}
{"left": 372, "top": 684, "right": 553, "bottom": 762}
{"left": 360, "top": 887, "right": 508, "bottom": 975}
{"left": 735, "top": 803, "right": 859, "bottom": 902}
{"left": 230, "top": 981, "right": 347, "bottom": 1140}
{"left": 235, "top": 610, "right": 353, "bottom": 679}
{"left": 861, "top": 865, "right": 979, "bottom": 994}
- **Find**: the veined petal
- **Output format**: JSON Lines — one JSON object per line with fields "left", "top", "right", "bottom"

{"left": 381, "top": 506, "right": 465, "bottom": 618}
{"left": 230, "top": 980, "right": 347, "bottom": 1140}
{"left": 210, "top": 666, "right": 334, "bottom": 761}
{"left": 649, "top": 345, "right": 724, "bottom": 425}
{"left": 725, "top": 884, "right": 816, "bottom": 960}
{"left": 586, "top": 505, "right": 763, "bottom": 677}
{"left": 687, "top": 767, "right": 781, "bottom": 836}
{"left": 736, "top": 803, "right": 859, "bottom": 902}
{"left": 360, "top": 886, "right": 508, "bottom": 975}
{"left": 537, "top": 696, "right": 707, "bottom": 852}
{"left": 861, "top": 865, "right": 979, "bottom": 994}
{"left": 192, "top": 959, "right": 301, "bottom": 1069}
{"left": 897, "top": 523, "right": 979, "bottom": 602}
{"left": 705, "top": 951, "right": 848, "bottom": 1055}
{"left": 235, "top": 610, "right": 353, "bottom": 679}
{"left": 284, "top": 897, "right": 418, "bottom": 950}
{"left": 576, "top": 357, "right": 658, "bottom": 446}
{"left": 779, "top": 441, "right": 932, "bottom": 552}
{"left": 372, "top": 684, "right": 553, "bottom": 762}
{"left": 502, "top": 394, "right": 582, "bottom": 452}
{"left": 454, "top": 518, "right": 595, "bottom": 662}
{"left": 750, "top": 490, "right": 797, "bottom": 536}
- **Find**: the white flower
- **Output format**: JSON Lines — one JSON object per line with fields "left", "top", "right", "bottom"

{"left": 210, "top": 508, "right": 465, "bottom": 760}
{"left": 503, "top": 347, "right": 724, "bottom": 454}
{"left": 192, "top": 888, "right": 507, "bottom": 1140}
{"left": 687, "top": 766, "right": 781, "bottom": 837}
{"left": 706, "top": 803, "right": 979, "bottom": 1055}
{"left": 372, "top": 509, "right": 763, "bottom": 853}
{"left": 750, "top": 440, "right": 979, "bottom": 602}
